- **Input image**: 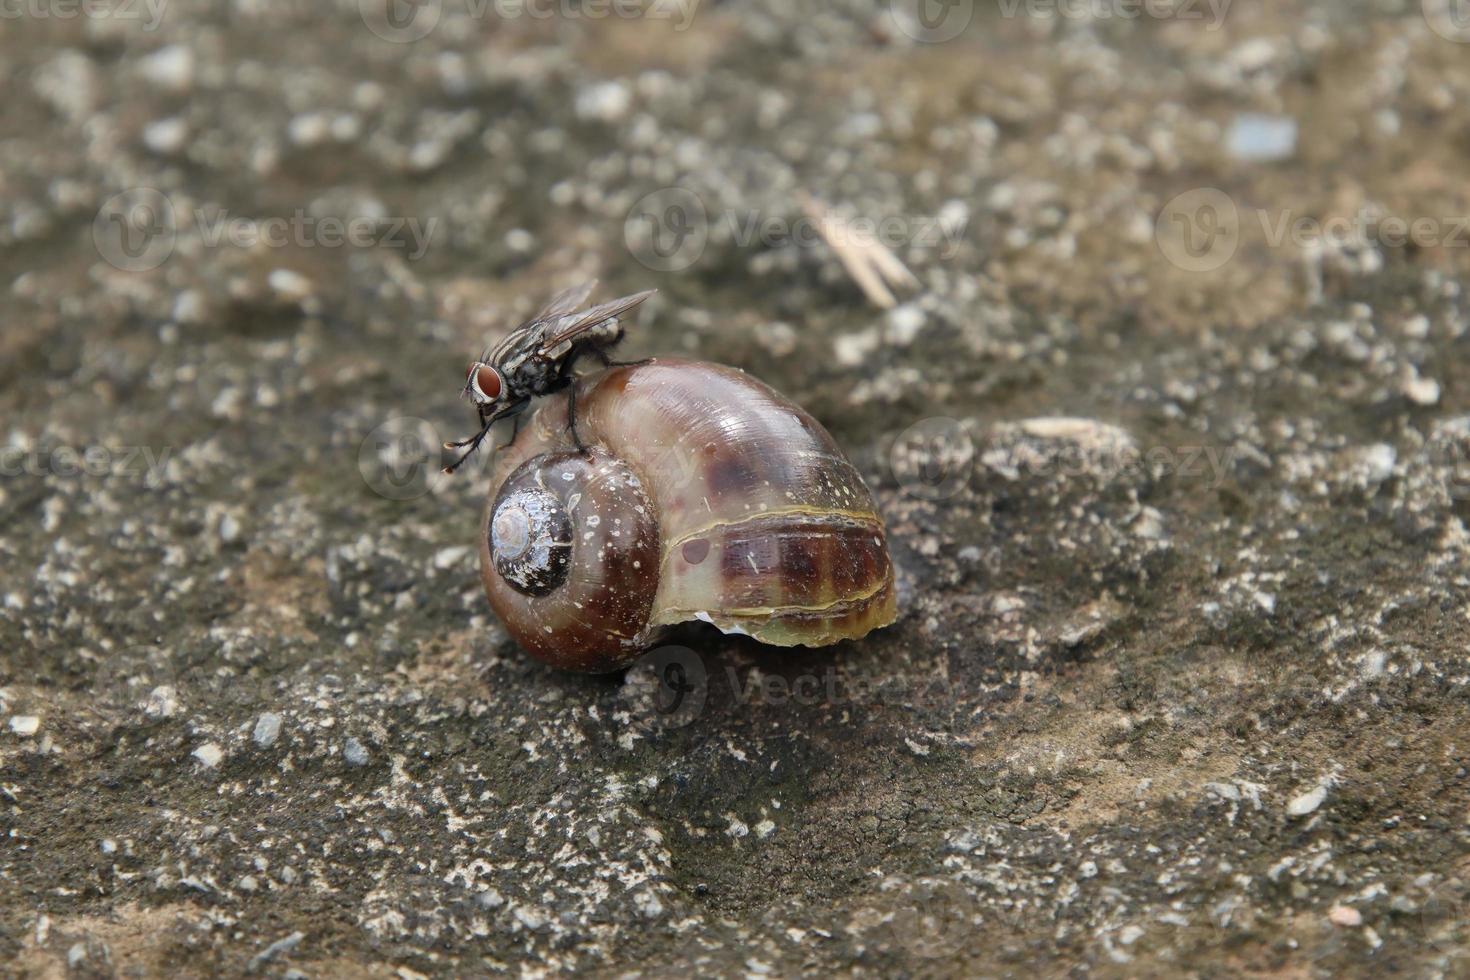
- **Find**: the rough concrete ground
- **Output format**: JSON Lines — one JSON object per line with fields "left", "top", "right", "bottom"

{"left": 2, "top": 0, "right": 1470, "bottom": 976}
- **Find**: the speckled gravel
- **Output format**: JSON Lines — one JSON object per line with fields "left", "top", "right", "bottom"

{"left": 2, "top": 1, "right": 1470, "bottom": 976}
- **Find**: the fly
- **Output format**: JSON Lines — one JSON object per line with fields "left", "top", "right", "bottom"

{"left": 443, "top": 280, "right": 655, "bottom": 474}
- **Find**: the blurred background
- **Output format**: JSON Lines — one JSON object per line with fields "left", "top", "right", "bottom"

{"left": 4, "top": 0, "right": 1470, "bottom": 976}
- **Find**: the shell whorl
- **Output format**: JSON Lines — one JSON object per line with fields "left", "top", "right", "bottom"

{"left": 481, "top": 450, "right": 660, "bottom": 672}
{"left": 480, "top": 358, "right": 897, "bottom": 671}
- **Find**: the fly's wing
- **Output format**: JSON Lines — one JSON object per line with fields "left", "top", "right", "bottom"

{"left": 538, "top": 289, "right": 656, "bottom": 357}
{"left": 535, "top": 280, "right": 598, "bottom": 321}
{"left": 481, "top": 281, "right": 600, "bottom": 363}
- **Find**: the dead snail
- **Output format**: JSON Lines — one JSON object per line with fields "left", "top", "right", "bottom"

{"left": 478, "top": 358, "right": 898, "bottom": 672}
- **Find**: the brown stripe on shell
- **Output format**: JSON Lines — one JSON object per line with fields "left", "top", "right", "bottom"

{"left": 667, "top": 511, "right": 892, "bottom": 621}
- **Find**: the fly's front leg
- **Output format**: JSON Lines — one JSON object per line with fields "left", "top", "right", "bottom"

{"left": 444, "top": 405, "right": 492, "bottom": 450}
{"left": 495, "top": 400, "right": 531, "bottom": 455}
{"left": 443, "top": 401, "right": 523, "bottom": 474}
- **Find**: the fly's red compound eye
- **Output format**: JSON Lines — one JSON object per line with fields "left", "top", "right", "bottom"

{"left": 475, "top": 365, "right": 502, "bottom": 401}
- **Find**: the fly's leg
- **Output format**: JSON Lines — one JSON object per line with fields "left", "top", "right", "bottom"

{"left": 566, "top": 384, "right": 587, "bottom": 454}
{"left": 443, "top": 401, "right": 523, "bottom": 474}
{"left": 497, "top": 413, "right": 523, "bottom": 454}
{"left": 591, "top": 349, "right": 653, "bottom": 370}
{"left": 443, "top": 405, "right": 491, "bottom": 449}
{"left": 442, "top": 426, "right": 493, "bottom": 474}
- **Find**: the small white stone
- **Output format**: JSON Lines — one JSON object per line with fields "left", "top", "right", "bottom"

{"left": 9, "top": 715, "right": 40, "bottom": 736}
{"left": 343, "top": 737, "right": 369, "bottom": 767}
{"left": 634, "top": 889, "right": 664, "bottom": 919}
{"left": 219, "top": 513, "right": 241, "bottom": 544}
{"left": 172, "top": 289, "right": 208, "bottom": 324}
{"left": 192, "top": 742, "right": 224, "bottom": 768}
{"left": 833, "top": 328, "right": 880, "bottom": 367}
{"left": 267, "top": 269, "right": 314, "bottom": 303}
{"left": 1226, "top": 113, "right": 1297, "bottom": 162}
{"left": 434, "top": 545, "right": 470, "bottom": 569}
{"left": 143, "top": 117, "right": 189, "bottom": 156}
{"left": 211, "top": 386, "right": 244, "bottom": 420}
{"left": 1403, "top": 375, "right": 1441, "bottom": 406}
{"left": 514, "top": 906, "right": 547, "bottom": 930}
{"left": 1349, "top": 443, "right": 1396, "bottom": 486}
{"left": 1287, "top": 784, "right": 1327, "bottom": 817}
{"left": 1132, "top": 507, "right": 1167, "bottom": 540}
{"left": 755, "top": 819, "right": 776, "bottom": 838}
{"left": 408, "top": 140, "right": 449, "bottom": 172}
{"left": 885, "top": 304, "right": 926, "bottom": 346}
{"left": 140, "top": 45, "right": 195, "bottom": 91}
{"left": 144, "top": 686, "right": 178, "bottom": 720}
{"left": 1328, "top": 905, "right": 1362, "bottom": 928}
{"left": 253, "top": 712, "right": 282, "bottom": 748}
{"left": 287, "top": 112, "right": 331, "bottom": 148}
{"left": 575, "top": 80, "right": 632, "bottom": 122}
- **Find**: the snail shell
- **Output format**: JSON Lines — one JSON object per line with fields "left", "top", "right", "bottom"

{"left": 479, "top": 358, "right": 897, "bottom": 672}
